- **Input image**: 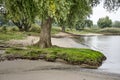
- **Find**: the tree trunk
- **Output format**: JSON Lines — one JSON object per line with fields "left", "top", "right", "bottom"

{"left": 12, "top": 18, "right": 31, "bottom": 32}
{"left": 12, "top": 21, "right": 23, "bottom": 31}
{"left": 38, "top": 17, "right": 52, "bottom": 48}
{"left": 23, "top": 23, "right": 31, "bottom": 32}
{"left": 62, "top": 26, "right": 65, "bottom": 32}
{"left": 12, "top": 20, "right": 24, "bottom": 31}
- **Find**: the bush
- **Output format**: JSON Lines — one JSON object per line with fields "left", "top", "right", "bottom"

{"left": 10, "top": 27, "right": 19, "bottom": 31}
{"left": 51, "top": 27, "right": 61, "bottom": 34}
{"left": 29, "top": 24, "right": 40, "bottom": 33}
{"left": 112, "top": 21, "right": 120, "bottom": 28}
{"left": 1, "top": 25, "right": 7, "bottom": 32}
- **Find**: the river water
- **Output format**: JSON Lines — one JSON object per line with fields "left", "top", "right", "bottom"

{"left": 78, "top": 35, "right": 120, "bottom": 74}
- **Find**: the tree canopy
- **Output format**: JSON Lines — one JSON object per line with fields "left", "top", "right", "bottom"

{"left": 97, "top": 16, "right": 112, "bottom": 28}
{"left": 75, "top": 19, "right": 93, "bottom": 30}
{"left": 0, "top": 0, "right": 120, "bottom": 48}
{"left": 103, "top": 0, "right": 120, "bottom": 11}
{"left": 0, "top": 0, "right": 37, "bottom": 31}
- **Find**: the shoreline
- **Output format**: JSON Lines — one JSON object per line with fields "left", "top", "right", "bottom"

{"left": 0, "top": 32, "right": 120, "bottom": 80}
{"left": 0, "top": 59, "right": 120, "bottom": 80}
{"left": 52, "top": 32, "right": 103, "bottom": 38}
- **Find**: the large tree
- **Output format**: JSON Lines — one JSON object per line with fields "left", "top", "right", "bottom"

{"left": 1, "top": 0, "right": 120, "bottom": 48}
{"left": 36, "top": 0, "right": 94, "bottom": 48}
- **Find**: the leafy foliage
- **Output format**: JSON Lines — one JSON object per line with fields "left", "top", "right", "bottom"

{"left": 85, "top": 19, "right": 93, "bottom": 28}
{"left": 76, "top": 19, "right": 93, "bottom": 30}
{"left": 97, "top": 16, "right": 112, "bottom": 28}
{"left": 104, "top": 0, "right": 120, "bottom": 11}
{"left": 0, "top": 0, "right": 38, "bottom": 31}
{"left": 4, "top": 0, "right": 37, "bottom": 22}
{"left": 112, "top": 21, "right": 120, "bottom": 28}
{"left": 0, "top": 15, "right": 8, "bottom": 26}
{"left": 66, "top": 0, "right": 92, "bottom": 29}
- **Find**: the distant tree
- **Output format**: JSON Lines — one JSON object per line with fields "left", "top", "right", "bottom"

{"left": 97, "top": 16, "right": 112, "bottom": 28}
{"left": 85, "top": 19, "right": 93, "bottom": 28}
{"left": 93, "top": 24, "right": 98, "bottom": 28}
{"left": 112, "top": 21, "right": 120, "bottom": 28}
{"left": 75, "top": 19, "right": 93, "bottom": 30}
{"left": 75, "top": 20, "right": 86, "bottom": 30}
{"left": 58, "top": 18, "right": 67, "bottom": 32}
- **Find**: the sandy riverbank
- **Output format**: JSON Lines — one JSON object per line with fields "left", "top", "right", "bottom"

{"left": 0, "top": 60, "right": 120, "bottom": 80}
{"left": 0, "top": 32, "right": 120, "bottom": 80}
{"left": 7, "top": 32, "right": 89, "bottom": 48}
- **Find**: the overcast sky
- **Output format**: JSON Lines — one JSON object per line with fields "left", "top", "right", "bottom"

{"left": 90, "top": 3, "right": 120, "bottom": 24}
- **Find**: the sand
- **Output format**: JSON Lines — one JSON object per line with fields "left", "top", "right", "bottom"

{"left": 0, "top": 60, "right": 120, "bottom": 80}
{"left": 0, "top": 32, "right": 120, "bottom": 80}
{"left": 7, "top": 33, "right": 88, "bottom": 48}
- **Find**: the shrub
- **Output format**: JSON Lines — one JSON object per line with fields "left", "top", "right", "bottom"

{"left": 29, "top": 24, "right": 40, "bottom": 33}
{"left": 112, "top": 21, "right": 120, "bottom": 28}
{"left": 51, "top": 27, "right": 61, "bottom": 34}
{"left": 1, "top": 25, "right": 7, "bottom": 32}
{"left": 10, "top": 27, "right": 19, "bottom": 31}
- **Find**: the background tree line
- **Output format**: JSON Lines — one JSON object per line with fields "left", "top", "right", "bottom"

{"left": 97, "top": 16, "right": 120, "bottom": 28}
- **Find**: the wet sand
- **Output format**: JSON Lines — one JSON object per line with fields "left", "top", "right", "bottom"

{"left": 0, "top": 60, "right": 120, "bottom": 80}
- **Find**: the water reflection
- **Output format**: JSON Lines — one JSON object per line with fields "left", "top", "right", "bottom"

{"left": 78, "top": 35, "right": 120, "bottom": 74}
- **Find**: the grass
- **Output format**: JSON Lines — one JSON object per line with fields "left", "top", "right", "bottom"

{"left": 66, "top": 28, "right": 90, "bottom": 34}
{"left": 0, "top": 26, "right": 61, "bottom": 41}
{"left": 51, "top": 27, "right": 61, "bottom": 34}
{"left": 3, "top": 26, "right": 120, "bottom": 42}
{"left": 5, "top": 46, "right": 106, "bottom": 68}
{"left": 97, "top": 28, "right": 120, "bottom": 34}
{"left": 1, "top": 26, "right": 120, "bottom": 41}
{"left": 0, "top": 26, "right": 107, "bottom": 68}
{"left": 67, "top": 28, "right": 120, "bottom": 35}
{"left": 0, "top": 31, "right": 26, "bottom": 41}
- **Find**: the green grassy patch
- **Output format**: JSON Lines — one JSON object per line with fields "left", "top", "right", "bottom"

{"left": 0, "top": 31, "right": 26, "bottom": 41}
{"left": 51, "top": 27, "right": 61, "bottom": 34}
{"left": 0, "top": 26, "right": 61, "bottom": 41}
{"left": 5, "top": 46, "right": 106, "bottom": 68}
